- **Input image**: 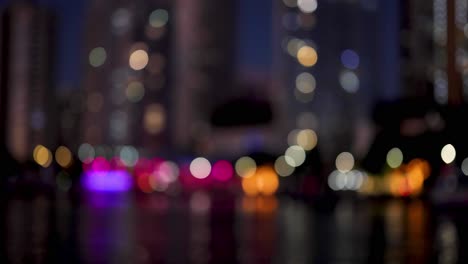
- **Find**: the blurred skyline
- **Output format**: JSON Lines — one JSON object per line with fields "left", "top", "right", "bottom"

{"left": 0, "top": 0, "right": 274, "bottom": 90}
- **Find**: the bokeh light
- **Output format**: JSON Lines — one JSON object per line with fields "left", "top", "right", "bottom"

{"left": 126, "top": 81, "right": 145, "bottom": 103}
{"left": 274, "top": 156, "right": 295, "bottom": 177}
{"left": 235, "top": 156, "right": 257, "bottom": 178}
{"left": 211, "top": 160, "right": 234, "bottom": 182}
{"left": 242, "top": 165, "right": 279, "bottom": 196}
{"left": 285, "top": 145, "right": 306, "bottom": 167}
{"left": 90, "top": 157, "right": 110, "bottom": 172}
{"left": 149, "top": 9, "right": 169, "bottom": 28}
{"left": 190, "top": 157, "right": 211, "bottom": 179}
{"left": 78, "top": 143, "right": 95, "bottom": 163}
{"left": 341, "top": 49, "right": 360, "bottom": 69}
{"left": 286, "top": 38, "right": 306, "bottom": 57}
{"left": 295, "top": 72, "right": 316, "bottom": 94}
{"left": 129, "top": 49, "right": 149, "bottom": 70}
{"left": 386, "top": 148, "right": 403, "bottom": 169}
{"left": 156, "top": 161, "right": 179, "bottom": 184}
{"left": 328, "top": 170, "right": 365, "bottom": 191}
{"left": 119, "top": 146, "right": 139, "bottom": 167}
{"left": 297, "top": 46, "right": 318, "bottom": 67}
{"left": 462, "top": 158, "right": 468, "bottom": 176}
{"left": 33, "top": 145, "right": 52, "bottom": 168}
{"left": 298, "top": 0, "right": 318, "bottom": 13}
{"left": 296, "top": 129, "right": 317, "bottom": 151}
{"left": 287, "top": 129, "right": 300, "bottom": 146}
{"left": 89, "top": 47, "right": 107, "bottom": 67}
{"left": 55, "top": 146, "right": 73, "bottom": 168}
{"left": 339, "top": 70, "right": 359, "bottom": 93}
{"left": 335, "top": 152, "right": 354, "bottom": 173}
{"left": 441, "top": 144, "right": 456, "bottom": 164}
{"left": 144, "top": 104, "right": 166, "bottom": 135}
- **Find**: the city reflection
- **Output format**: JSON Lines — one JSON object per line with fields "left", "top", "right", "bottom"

{"left": 4, "top": 191, "right": 468, "bottom": 263}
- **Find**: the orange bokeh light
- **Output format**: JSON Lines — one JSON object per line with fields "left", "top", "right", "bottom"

{"left": 241, "top": 165, "right": 279, "bottom": 196}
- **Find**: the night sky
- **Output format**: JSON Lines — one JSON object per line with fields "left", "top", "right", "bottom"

{"left": 0, "top": 0, "right": 272, "bottom": 89}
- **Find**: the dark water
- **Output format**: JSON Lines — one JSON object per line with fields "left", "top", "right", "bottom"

{"left": 0, "top": 189, "right": 465, "bottom": 264}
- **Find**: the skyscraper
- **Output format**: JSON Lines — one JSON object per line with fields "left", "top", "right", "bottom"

{"left": 0, "top": 2, "right": 56, "bottom": 163}
{"left": 81, "top": 0, "right": 173, "bottom": 161}
{"left": 273, "top": 0, "right": 401, "bottom": 162}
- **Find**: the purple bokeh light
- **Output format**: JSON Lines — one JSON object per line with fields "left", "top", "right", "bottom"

{"left": 82, "top": 170, "right": 133, "bottom": 192}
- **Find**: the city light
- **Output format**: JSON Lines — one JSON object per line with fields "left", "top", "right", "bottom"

{"left": 328, "top": 170, "right": 365, "bottom": 191}
{"left": 341, "top": 49, "right": 360, "bottom": 69}
{"left": 386, "top": 148, "right": 403, "bottom": 169}
{"left": 441, "top": 144, "right": 456, "bottom": 164}
{"left": 241, "top": 165, "right": 279, "bottom": 196}
{"left": 339, "top": 70, "right": 359, "bottom": 93}
{"left": 298, "top": 0, "right": 318, "bottom": 13}
{"left": 295, "top": 72, "right": 316, "bottom": 94}
{"left": 149, "top": 9, "right": 169, "bottom": 28}
{"left": 126, "top": 81, "right": 145, "bottom": 103}
{"left": 82, "top": 170, "right": 133, "bottom": 192}
{"left": 285, "top": 145, "right": 306, "bottom": 167}
{"left": 190, "top": 157, "right": 212, "bottom": 179}
{"left": 274, "top": 156, "right": 295, "bottom": 177}
{"left": 144, "top": 104, "right": 166, "bottom": 135}
{"left": 211, "top": 160, "right": 234, "bottom": 182}
{"left": 129, "top": 49, "right": 149, "bottom": 70}
{"left": 297, "top": 45, "right": 318, "bottom": 67}
{"left": 33, "top": 145, "right": 52, "bottom": 168}
{"left": 335, "top": 152, "right": 354, "bottom": 173}
{"left": 78, "top": 143, "right": 95, "bottom": 163}
{"left": 296, "top": 129, "right": 317, "bottom": 151}
{"left": 119, "top": 146, "right": 139, "bottom": 167}
{"left": 287, "top": 129, "right": 300, "bottom": 146}
{"left": 55, "top": 146, "right": 73, "bottom": 168}
{"left": 89, "top": 47, "right": 107, "bottom": 67}
{"left": 235, "top": 156, "right": 257, "bottom": 178}
{"left": 462, "top": 158, "right": 468, "bottom": 175}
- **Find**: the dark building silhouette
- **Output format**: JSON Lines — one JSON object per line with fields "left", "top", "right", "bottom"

{"left": 0, "top": 2, "right": 56, "bottom": 163}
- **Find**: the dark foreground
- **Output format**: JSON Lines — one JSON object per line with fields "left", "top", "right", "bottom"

{"left": 0, "top": 188, "right": 466, "bottom": 264}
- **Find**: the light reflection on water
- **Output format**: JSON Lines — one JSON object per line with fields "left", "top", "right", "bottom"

{"left": 0, "top": 191, "right": 465, "bottom": 264}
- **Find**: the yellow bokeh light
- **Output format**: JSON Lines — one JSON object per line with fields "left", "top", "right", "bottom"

{"left": 55, "top": 146, "right": 73, "bottom": 168}
{"left": 274, "top": 156, "right": 295, "bottom": 177}
{"left": 129, "top": 49, "right": 149, "bottom": 70}
{"left": 386, "top": 148, "right": 403, "bottom": 169}
{"left": 144, "top": 104, "right": 165, "bottom": 134}
{"left": 33, "top": 145, "right": 52, "bottom": 168}
{"left": 335, "top": 152, "right": 354, "bottom": 173}
{"left": 296, "top": 129, "right": 317, "bottom": 151}
{"left": 235, "top": 156, "right": 257, "bottom": 178}
{"left": 297, "top": 46, "right": 317, "bottom": 67}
